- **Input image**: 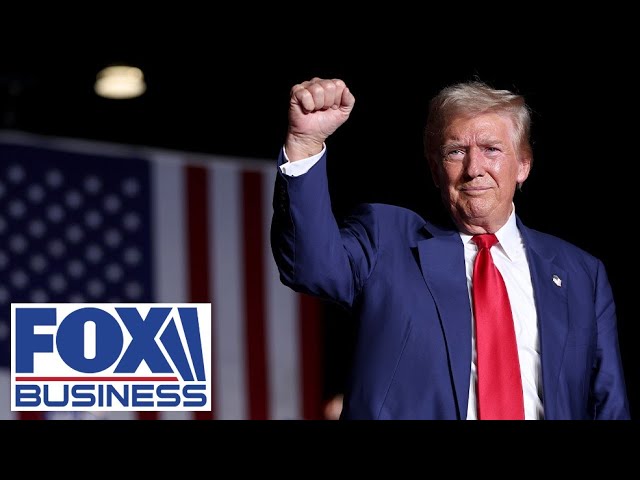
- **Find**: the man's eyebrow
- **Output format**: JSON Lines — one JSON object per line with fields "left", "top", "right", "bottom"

{"left": 477, "top": 137, "right": 505, "bottom": 145}
{"left": 441, "top": 141, "right": 466, "bottom": 150}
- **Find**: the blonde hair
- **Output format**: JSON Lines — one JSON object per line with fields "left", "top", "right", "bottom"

{"left": 424, "top": 81, "right": 533, "bottom": 166}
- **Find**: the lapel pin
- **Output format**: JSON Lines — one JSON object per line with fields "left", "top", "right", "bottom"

{"left": 552, "top": 275, "right": 562, "bottom": 287}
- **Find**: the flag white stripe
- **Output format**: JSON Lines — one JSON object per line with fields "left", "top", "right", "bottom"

{"left": 159, "top": 411, "right": 193, "bottom": 420}
{"left": 152, "top": 156, "right": 195, "bottom": 419}
{"left": 0, "top": 369, "right": 14, "bottom": 419}
{"left": 152, "top": 154, "right": 187, "bottom": 303}
{"left": 263, "top": 170, "right": 302, "bottom": 419}
{"left": 102, "top": 410, "right": 137, "bottom": 420}
{"left": 211, "top": 164, "right": 247, "bottom": 419}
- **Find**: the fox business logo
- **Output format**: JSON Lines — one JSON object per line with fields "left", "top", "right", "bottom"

{"left": 11, "top": 303, "right": 211, "bottom": 412}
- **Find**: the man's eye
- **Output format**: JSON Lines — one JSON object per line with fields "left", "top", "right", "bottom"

{"left": 485, "top": 146, "right": 501, "bottom": 153}
{"left": 445, "top": 149, "right": 465, "bottom": 159}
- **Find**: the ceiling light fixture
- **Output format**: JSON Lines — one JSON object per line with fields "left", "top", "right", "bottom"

{"left": 94, "top": 65, "right": 146, "bottom": 100}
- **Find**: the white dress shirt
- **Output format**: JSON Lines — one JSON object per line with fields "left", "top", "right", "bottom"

{"left": 281, "top": 146, "right": 544, "bottom": 419}
{"left": 460, "top": 209, "right": 543, "bottom": 420}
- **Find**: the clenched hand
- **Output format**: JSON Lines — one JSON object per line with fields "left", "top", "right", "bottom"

{"left": 286, "top": 77, "right": 355, "bottom": 161}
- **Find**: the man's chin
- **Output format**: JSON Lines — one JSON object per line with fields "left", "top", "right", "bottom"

{"left": 452, "top": 206, "right": 498, "bottom": 232}
{"left": 460, "top": 200, "right": 495, "bottom": 219}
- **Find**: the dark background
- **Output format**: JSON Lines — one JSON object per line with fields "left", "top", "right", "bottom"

{"left": 2, "top": 29, "right": 636, "bottom": 418}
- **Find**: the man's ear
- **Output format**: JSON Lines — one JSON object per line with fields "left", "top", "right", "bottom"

{"left": 516, "top": 154, "right": 532, "bottom": 184}
{"left": 428, "top": 156, "right": 440, "bottom": 188}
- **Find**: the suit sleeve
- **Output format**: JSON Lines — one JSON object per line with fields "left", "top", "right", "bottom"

{"left": 590, "top": 259, "right": 631, "bottom": 419}
{"left": 270, "top": 150, "right": 378, "bottom": 309}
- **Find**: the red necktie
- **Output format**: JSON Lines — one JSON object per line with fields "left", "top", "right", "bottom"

{"left": 472, "top": 234, "right": 524, "bottom": 420}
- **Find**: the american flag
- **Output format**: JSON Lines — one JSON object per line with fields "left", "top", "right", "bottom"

{"left": 0, "top": 131, "right": 323, "bottom": 420}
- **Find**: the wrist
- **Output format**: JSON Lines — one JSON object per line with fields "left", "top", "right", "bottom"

{"left": 285, "top": 133, "right": 324, "bottom": 161}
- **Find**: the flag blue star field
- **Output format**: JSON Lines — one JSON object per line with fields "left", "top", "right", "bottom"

{"left": 0, "top": 131, "right": 323, "bottom": 420}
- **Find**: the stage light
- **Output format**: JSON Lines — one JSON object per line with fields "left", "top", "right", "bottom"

{"left": 95, "top": 65, "right": 146, "bottom": 99}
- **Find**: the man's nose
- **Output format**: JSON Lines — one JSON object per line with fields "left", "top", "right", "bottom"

{"left": 464, "top": 147, "right": 485, "bottom": 177}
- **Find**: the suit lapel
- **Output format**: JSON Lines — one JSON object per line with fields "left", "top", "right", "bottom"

{"left": 518, "top": 221, "right": 569, "bottom": 420}
{"left": 416, "top": 224, "right": 471, "bottom": 419}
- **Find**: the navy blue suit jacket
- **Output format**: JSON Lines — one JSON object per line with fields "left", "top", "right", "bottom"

{"left": 271, "top": 152, "right": 630, "bottom": 419}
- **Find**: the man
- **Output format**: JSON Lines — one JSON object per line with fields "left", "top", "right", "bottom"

{"left": 271, "top": 77, "right": 630, "bottom": 420}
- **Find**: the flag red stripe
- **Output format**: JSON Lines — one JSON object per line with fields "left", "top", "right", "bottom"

{"left": 300, "top": 294, "right": 323, "bottom": 420}
{"left": 243, "top": 171, "right": 268, "bottom": 420}
{"left": 137, "top": 411, "right": 159, "bottom": 420}
{"left": 19, "top": 412, "right": 44, "bottom": 420}
{"left": 186, "top": 165, "right": 215, "bottom": 420}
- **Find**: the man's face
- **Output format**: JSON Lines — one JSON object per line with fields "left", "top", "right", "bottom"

{"left": 430, "top": 112, "right": 531, "bottom": 234}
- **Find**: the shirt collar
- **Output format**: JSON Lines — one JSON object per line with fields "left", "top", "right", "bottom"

{"left": 459, "top": 204, "right": 520, "bottom": 262}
